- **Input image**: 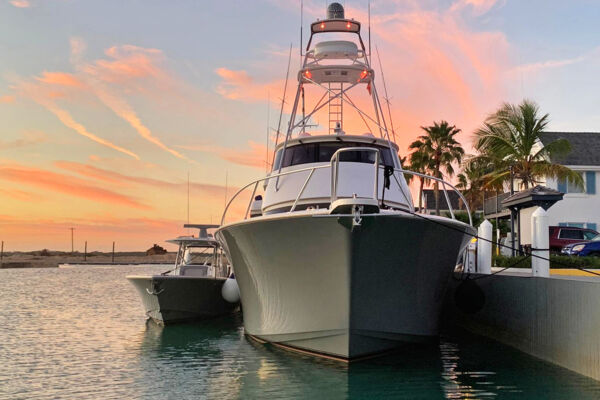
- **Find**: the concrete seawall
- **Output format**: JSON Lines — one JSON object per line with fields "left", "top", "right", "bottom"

{"left": 446, "top": 272, "right": 600, "bottom": 381}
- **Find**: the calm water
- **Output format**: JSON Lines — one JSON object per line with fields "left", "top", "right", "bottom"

{"left": 2, "top": 266, "right": 600, "bottom": 399}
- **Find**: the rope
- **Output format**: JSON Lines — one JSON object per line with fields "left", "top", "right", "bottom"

{"left": 402, "top": 209, "right": 600, "bottom": 278}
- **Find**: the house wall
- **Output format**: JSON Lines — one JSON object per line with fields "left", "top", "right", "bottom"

{"left": 543, "top": 166, "right": 600, "bottom": 232}
{"left": 516, "top": 166, "right": 599, "bottom": 245}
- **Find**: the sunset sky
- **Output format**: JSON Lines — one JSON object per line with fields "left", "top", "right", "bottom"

{"left": 1, "top": 0, "right": 599, "bottom": 251}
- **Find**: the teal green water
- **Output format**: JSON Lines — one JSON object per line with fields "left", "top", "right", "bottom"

{"left": 2, "top": 265, "right": 600, "bottom": 399}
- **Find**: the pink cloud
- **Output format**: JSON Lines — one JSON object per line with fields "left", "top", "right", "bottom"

{"left": 215, "top": 67, "right": 285, "bottom": 102}
{"left": 36, "top": 72, "right": 85, "bottom": 88}
{"left": 83, "top": 44, "right": 166, "bottom": 84}
{"left": 72, "top": 42, "right": 191, "bottom": 161}
{"left": 0, "top": 95, "right": 15, "bottom": 103}
{"left": 176, "top": 140, "right": 269, "bottom": 169}
{"left": 450, "top": 0, "right": 503, "bottom": 15}
{"left": 9, "top": 0, "right": 30, "bottom": 8}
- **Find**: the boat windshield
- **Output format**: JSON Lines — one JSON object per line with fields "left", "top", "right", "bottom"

{"left": 273, "top": 142, "right": 395, "bottom": 170}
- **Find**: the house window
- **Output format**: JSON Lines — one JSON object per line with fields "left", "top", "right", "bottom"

{"left": 557, "top": 171, "right": 596, "bottom": 194}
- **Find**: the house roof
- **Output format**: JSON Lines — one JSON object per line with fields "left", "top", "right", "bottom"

{"left": 540, "top": 132, "right": 600, "bottom": 166}
{"left": 501, "top": 185, "right": 564, "bottom": 211}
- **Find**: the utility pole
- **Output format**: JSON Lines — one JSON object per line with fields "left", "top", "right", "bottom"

{"left": 70, "top": 227, "right": 75, "bottom": 254}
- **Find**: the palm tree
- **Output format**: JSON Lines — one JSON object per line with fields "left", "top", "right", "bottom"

{"left": 472, "top": 100, "right": 582, "bottom": 189}
{"left": 406, "top": 149, "right": 431, "bottom": 211}
{"left": 456, "top": 157, "right": 501, "bottom": 211}
{"left": 409, "top": 121, "right": 465, "bottom": 215}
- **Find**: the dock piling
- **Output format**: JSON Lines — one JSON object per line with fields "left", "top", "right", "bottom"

{"left": 112, "top": 241, "right": 115, "bottom": 263}
{"left": 531, "top": 207, "right": 550, "bottom": 277}
{"left": 477, "top": 220, "right": 492, "bottom": 274}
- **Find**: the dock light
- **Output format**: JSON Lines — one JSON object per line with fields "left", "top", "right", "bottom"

{"left": 346, "top": 22, "right": 351, "bottom": 29}
{"left": 320, "top": 22, "right": 325, "bottom": 29}
{"left": 304, "top": 70, "right": 312, "bottom": 79}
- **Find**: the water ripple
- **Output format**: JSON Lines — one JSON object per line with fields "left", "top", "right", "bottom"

{"left": 2, "top": 266, "right": 600, "bottom": 399}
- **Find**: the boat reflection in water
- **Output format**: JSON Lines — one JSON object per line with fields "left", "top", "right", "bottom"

{"left": 216, "top": 2, "right": 475, "bottom": 361}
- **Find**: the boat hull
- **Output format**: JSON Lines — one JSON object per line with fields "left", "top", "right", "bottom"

{"left": 126, "top": 275, "right": 239, "bottom": 325}
{"left": 218, "top": 212, "right": 474, "bottom": 359}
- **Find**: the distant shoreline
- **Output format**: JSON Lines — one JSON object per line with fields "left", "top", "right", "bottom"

{"left": 1, "top": 251, "right": 177, "bottom": 269}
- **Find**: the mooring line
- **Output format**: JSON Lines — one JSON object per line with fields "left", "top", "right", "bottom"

{"left": 401, "top": 209, "right": 600, "bottom": 279}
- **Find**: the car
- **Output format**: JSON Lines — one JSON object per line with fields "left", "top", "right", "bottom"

{"left": 549, "top": 226, "right": 598, "bottom": 253}
{"left": 563, "top": 235, "right": 600, "bottom": 257}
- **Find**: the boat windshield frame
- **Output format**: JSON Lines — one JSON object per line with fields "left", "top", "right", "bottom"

{"left": 272, "top": 140, "right": 395, "bottom": 170}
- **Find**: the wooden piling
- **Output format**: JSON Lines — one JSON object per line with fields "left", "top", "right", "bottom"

{"left": 1, "top": 241, "right": 3, "bottom": 266}
{"left": 84, "top": 241, "right": 87, "bottom": 262}
{"left": 112, "top": 241, "right": 115, "bottom": 263}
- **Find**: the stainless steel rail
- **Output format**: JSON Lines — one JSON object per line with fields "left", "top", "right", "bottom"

{"left": 330, "top": 147, "right": 380, "bottom": 203}
{"left": 221, "top": 156, "right": 472, "bottom": 226}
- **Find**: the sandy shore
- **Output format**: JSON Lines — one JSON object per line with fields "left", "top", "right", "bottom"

{"left": 0, "top": 251, "right": 176, "bottom": 269}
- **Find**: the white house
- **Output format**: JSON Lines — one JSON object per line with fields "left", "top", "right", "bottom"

{"left": 539, "top": 132, "right": 599, "bottom": 231}
{"left": 484, "top": 132, "right": 600, "bottom": 246}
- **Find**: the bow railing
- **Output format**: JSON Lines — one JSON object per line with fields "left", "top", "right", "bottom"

{"left": 220, "top": 153, "right": 472, "bottom": 226}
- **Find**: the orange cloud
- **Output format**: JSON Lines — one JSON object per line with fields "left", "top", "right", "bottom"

{"left": 176, "top": 140, "right": 268, "bottom": 169}
{"left": 0, "top": 215, "right": 187, "bottom": 251}
{"left": 83, "top": 44, "right": 166, "bottom": 84}
{"left": 13, "top": 77, "right": 141, "bottom": 159}
{"left": 72, "top": 42, "right": 190, "bottom": 161}
{"left": 54, "top": 160, "right": 232, "bottom": 197}
{"left": 0, "top": 95, "right": 15, "bottom": 103}
{"left": 215, "top": 67, "right": 285, "bottom": 102}
{"left": 36, "top": 72, "right": 85, "bottom": 88}
{"left": 0, "top": 164, "right": 150, "bottom": 209}
{"left": 42, "top": 100, "right": 141, "bottom": 159}
{"left": 0, "top": 188, "right": 37, "bottom": 201}
{"left": 9, "top": 0, "right": 30, "bottom": 8}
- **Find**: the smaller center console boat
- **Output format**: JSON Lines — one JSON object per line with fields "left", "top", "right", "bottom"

{"left": 127, "top": 224, "right": 240, "bottom": 325}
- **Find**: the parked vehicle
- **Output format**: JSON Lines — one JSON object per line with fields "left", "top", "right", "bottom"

{"left": 562, "top": 235, "right": 600, "bottom": 256}
{"left": 549, "top": 226, "right": 598, "bottom": 253}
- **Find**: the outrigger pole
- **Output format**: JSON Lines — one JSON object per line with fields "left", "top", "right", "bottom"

{"left": 272, "top": 43, "right": 293, "bottom": 167}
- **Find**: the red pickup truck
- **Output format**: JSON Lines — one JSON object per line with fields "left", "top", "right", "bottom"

{"left": 549, "top": 226, "right": 598, "bottom": 253}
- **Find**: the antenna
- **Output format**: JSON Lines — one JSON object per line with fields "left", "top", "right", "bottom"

{"left": 272, "top": 43, "right": 293, "bottom": 167}
{"left": 368, "top": 0, "right": 372, "bottom": 63}
{"left": 224, "top": 170, "right": 228, "bottom": 212}
{"left": 300, "top": 0, "right": 303, "bottom": 65}
{"left": 266, "top": 92, "right": 270, "bottom": 173}
{"left": 376, "top": 45, "right": 397, "bottom": 143}
{"left": 187, "top": 171, "right": 190, "bottom": 231}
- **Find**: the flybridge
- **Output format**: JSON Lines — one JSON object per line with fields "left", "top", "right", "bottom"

{"left": 277, "top": 1, "right": 384, "bottom": 142}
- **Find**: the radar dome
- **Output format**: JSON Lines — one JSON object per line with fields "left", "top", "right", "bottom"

{"left": 327, "top": 2, "right": 344, "bottom": 19}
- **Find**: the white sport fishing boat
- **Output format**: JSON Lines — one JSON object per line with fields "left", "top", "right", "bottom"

{"left": 127, "top": 224, "right": 240, "bottom": 325}
{"left": 216, "top": 3, "right": 475, "bottom": 361}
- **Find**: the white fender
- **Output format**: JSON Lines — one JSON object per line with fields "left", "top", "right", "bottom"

{"left": 221, "top": 277, "right": 240, "bottom": 303}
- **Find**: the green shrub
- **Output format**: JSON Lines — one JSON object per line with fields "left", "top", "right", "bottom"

{"left": 493, "top": 254, "right": 600, "bottom": 269}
